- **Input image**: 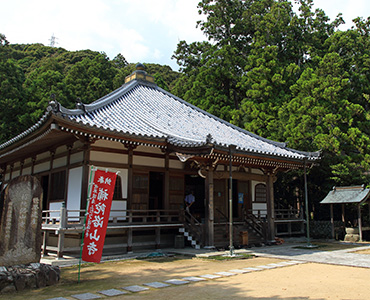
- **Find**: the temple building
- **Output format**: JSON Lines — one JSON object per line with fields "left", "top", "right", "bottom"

{"left": 0, "top": 64, "right": 320, "bottom": 257}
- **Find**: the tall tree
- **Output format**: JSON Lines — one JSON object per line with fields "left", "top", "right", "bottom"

{"left": 0, "top": 34, "right": 28, "bottom": 142}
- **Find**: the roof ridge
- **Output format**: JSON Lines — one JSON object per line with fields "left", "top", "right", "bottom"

{"left": 0, "top": 111, "right": 51, "bottom": 150}
{"left": 154, "top": 85, "right": 320, "bottom": 159}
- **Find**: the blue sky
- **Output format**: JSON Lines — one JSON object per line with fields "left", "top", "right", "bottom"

{"left": 1, "top": 0, "right": 369, "bottom": 71}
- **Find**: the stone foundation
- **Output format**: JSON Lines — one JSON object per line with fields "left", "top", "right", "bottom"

{"left": 0, "top": 263, "right": 60, "bottom": 293}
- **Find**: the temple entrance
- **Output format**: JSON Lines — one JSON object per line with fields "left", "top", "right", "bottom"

{"left": 149, "top": 172, "right": 164, "bottom": 210}
{"left": 185, "top": 174, "right": 205, "bottom": 221}
{"left": 214, "top": 179, "right": 250, "bottom": 222}
{"left": 235, "top": 180, "right": 250, "bottom": 221}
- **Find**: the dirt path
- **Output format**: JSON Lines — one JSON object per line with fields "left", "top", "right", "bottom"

{"left": 7, "top": 255, "right": 370, "bottom": 300}
{"left": 115, "top": 260, "right": 370, "bottom": 300}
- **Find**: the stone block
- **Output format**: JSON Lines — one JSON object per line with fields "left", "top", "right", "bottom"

{"left": 98, "top": 289, "right": 128, "bottom": 296}
{"left": 71, "top": 292, "right": 102, "bottom": 300}
{"left": 122, "top": 285, "right": 149, "bottom": 292}
{"left": 143, "top": 281, "right": 170, "bottom": 288}
{"left": 0, "top": 175, "right": 43, "bottom": 266}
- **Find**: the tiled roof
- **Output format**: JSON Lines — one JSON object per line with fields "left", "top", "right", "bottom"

{"left": 320, "top": 186, "right": 370, "bottom": 204}
{"left": 56, "top": 79, "right": 319, "bottom": 161}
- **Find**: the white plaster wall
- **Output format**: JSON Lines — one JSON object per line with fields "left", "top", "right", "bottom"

{"left": 93, "top": 139, "right": 126, "bottom": 150}
{"left": 34, "top": 161, "right": 50, "bottom": 173}
{"left": 70, "top": 152, "right": 84, "bottom": 164}
{"left": 133, "top": 156, "right": 164, "bottom": 167}
{"left": 251, "top": 180, "right": 267, "bottom": 216}
{"left": 24, "top": 157, "right": 33, "bottom": 165}
{"left": 90, "top": 151, "right": 128, "bottom": 164}
{"left": 251, "top": 180, "right": 267, "bottom": 202}
{"left": 67, "top": 166, "right": 83, "bottom": 220}
{"left": 215, "top": 165, "right": 224, "bottom": 172}
{"left": 93, "top": 167, "right": 128, "bottom": 199}
{"left": 251, "top": 168, "right": 264, "bottom": 175}
{"left": 53, "top": 156, "right": 67, "bottom": 168}
{"left": 37, "top": 151, "right": 50, "bottom": 161}
{"left": 55, "top": 146, "right": 66, "bottom": 155}
{"left": 136, "top": 145, "right": 163, "bottom": 154}
{"left": 22, "top": 167, "right": 32, "bottom": 175}
{"left": 12, "top": 170, "right": 20, "bottom": 178}
{"left": 169, "top": 159, "right": 184, "bottom": 169}
{"left": 91, "top": 167, "right": 128, "bottom": 220}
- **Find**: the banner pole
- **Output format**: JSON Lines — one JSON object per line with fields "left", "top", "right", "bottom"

{"left": 78, "top": 165, "right": 95, "bottom": 283}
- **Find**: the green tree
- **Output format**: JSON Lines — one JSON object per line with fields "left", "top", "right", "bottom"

{"left": 0, "top": 34, "right": 28, "bottom": 142}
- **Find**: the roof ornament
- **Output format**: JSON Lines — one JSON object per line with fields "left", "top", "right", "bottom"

{"left": 47, "top": 93, "right": 60, "bottom": 113}
{"left": 176, "top": 152, "right": 194, "bottom": 162}
{"left": 206, "top": 133, "right": 213, "bottom": 145}
{"left": 75, "top": 97, "right": 86, "bottom": 112}
{"left": 124, "top": 63, "right": 155, "bottom": 84}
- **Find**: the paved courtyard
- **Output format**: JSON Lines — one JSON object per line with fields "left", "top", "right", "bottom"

{"left": 39, "top": 241, "right": 370, "bottom": 300}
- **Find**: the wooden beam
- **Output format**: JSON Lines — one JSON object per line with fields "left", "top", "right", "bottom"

{"left": 330, "top": 204, "right": 335, "bottom": 239}
{"left": 214, "top": 171, "right": 269, "bottom": 182}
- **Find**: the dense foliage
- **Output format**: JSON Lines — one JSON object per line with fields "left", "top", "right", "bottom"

{"left": 0, "top": 39, "right": 179, "bottom": 143}
{"left": 172, "top": 0, "right": 370, "bottom": 219}
{"left": 1, "top": 0, "right": 370, "bottom": 219}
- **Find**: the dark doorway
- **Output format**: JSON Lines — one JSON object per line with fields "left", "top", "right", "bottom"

{"left": 41, "top": 175, "right": 49, "bottom": 210}
{"left": 185, "top": 174, "right": 205, "bottom": 220}
{"left": 149, "top": 172, "right": 164, "bottom": 210}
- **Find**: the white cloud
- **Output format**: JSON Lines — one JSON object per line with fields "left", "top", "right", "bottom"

{"left": 2, "top": 0, "right": 370, "bottom": 71}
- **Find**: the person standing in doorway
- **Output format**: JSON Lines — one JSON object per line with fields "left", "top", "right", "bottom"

{"left": 184, "top": 191, "right": 195, "bottom": 212}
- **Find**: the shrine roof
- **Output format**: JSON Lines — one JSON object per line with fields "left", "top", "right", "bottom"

{"left": 0, "top": 69, "right": 320, "bottom": 163}
{"left": 55, "top": 79, "right": 318, "bottom": 161}
{"left": 320, "top": 186, "right": 370, "bottom": 204}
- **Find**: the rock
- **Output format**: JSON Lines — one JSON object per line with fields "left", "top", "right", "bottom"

{"left": 14, "top": 274, "right": 26, "bottom": 291}
{"left": 0, "top": 263, "right": 60, "bottom": 293}
{"left": 46, "top": 268, "right": 58, "bottom": 286}
{"left": 0, "top": 175, "right": 43, "bottom": 267}
{"left": 35, "top": 270, "right": 47, "bottom": 288}
{"left": 0, "top": 271, "right": 12, "bottom": 292}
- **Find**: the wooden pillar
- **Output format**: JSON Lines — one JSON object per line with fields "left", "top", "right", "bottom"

{"left": 31, "top": 156, "right": 36, "bottom": 175}
{"left": 57, "top": 202, "right": 67, "bottom": 259}
{"left": 9, "top": 164, "right": 13, "bottom": 180}
{"left": 127, "top": 145, "right": 134, "bottom": 209}
{"left": 266, "top": 172, "right": 275, "bottom": 242}
{"left": 42, "top": 231, "right": 49, "bottom": 257}
{"left": 342, "top": 204, "right": 345, "bottom": 223}
{"left": 80, "top": 142, "right": 91, "bottom": 210}
{"left": 47, "top": 151, "right": 55, "bottom": 206}
{"left": 127, "top": 228, "right": 133, "bottom": 253}
{"left": 330, "top": 204, "right": 335, "bottom": 239}
{"left": 155, "top": 211, "right": 161, "bottom": 248}
{"left": 0, "top": 165, "right": 5, "bottom": 191}
{"left": 155, "top": 228, "right": 161, "bottom": 249}
{"left": 205, "top": 167, "right": 214, "bottom": 248}
{"left": 64, "top": 145, "right": 73, "bottom": 206}
{"left": 20, "top": 160, "right": 24, "bottom": 176}
{"left": 358, "top": 203, "right": 363, "bottom": 242}
{"left": 164, "top": 151, "right": 170, "bottom": 210}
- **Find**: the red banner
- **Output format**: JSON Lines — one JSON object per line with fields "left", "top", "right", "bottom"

{"left": 82, "top": 169, "right": 117, "bottom": 263}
